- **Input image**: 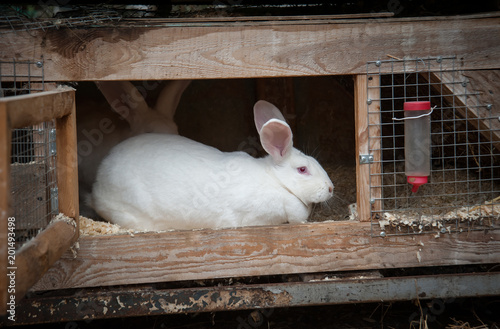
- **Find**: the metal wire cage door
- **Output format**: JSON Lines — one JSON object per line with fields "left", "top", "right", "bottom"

{"left": 0, "top": 59, "right": 59, "bottom": 247}
{"left": 366, "top": 56, "right": 500, "bottom": 237}
{"left": 10, "top": 123, "right": 58, "bottom": 245}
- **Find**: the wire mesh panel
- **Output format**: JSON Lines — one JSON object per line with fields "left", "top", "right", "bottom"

{"left": 10, "top": 124, "right": 58, "bottom": 244}
{"left": 1, "top": 59, "right": 58, "bottom": 247}
{"left": 0, "top": 60, "right": 44, "bottom": 97}
{"left": 367, "top": 56, "right": 500, "bottom": 236}
{"left": 0, "top": 7, "right": 121, "bottom": 34}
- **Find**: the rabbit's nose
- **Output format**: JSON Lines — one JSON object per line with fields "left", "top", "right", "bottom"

{"left": 328, "top": 185, "right": 334, "bottom": 193}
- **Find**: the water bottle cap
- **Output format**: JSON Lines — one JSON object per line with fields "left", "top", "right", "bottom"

{"left": 404, "top": 101, "right": 431, "bottom": 111}
{"left": 407, "top": 176, "right": 428, "bottom": 193}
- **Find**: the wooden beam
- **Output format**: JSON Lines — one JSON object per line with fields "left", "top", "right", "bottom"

{"left": 0, "top": 87, "right": 75, "bottom": 129}
{"left": 126, "top": 12, "right": 395, "bottom": 24}
{"left": 32, "top": 221, "right": 500, "bottom": 291}
{"left": 355, "top": 75, "right": 382, "bottom": 221}
{"left": 355, "top": 75, "right": 369, "bottom": 221}
{"left": 15, "top": 218, "right": 77, "bottom": 303}
{"left": 55, "top": 92, "right": 79, "bottom": 233}
{"left": 368, "top": 77, "right": 383, "bottom": 219}
{"left": 425, "top": 70, "right": 500, "bottom": 151}
{"left": 0, "top": 103, "right": 10, "bottom": 316}
{"left": 0, "top": 14, "right": 499, "bottom": 80}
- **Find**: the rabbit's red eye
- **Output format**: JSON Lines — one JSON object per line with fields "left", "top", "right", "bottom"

{"left": 298, "top": 166, "right": 309, "bottom": 174}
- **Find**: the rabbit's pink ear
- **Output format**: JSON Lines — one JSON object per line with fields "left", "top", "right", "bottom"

{"left": 254, "top": 100, "right": 292, "bottom": 163}
{"left": 96, "top": 81, "right": 149, "bottom": 123}
{"left": 259, "top": 120, "right": 293, "bottom": 162}
{"left": 253, "top": 100, "right": 286, "bottom": 133}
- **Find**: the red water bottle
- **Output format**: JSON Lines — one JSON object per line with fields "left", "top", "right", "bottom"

{"left": 404, "top": 101, "right": 431, "bottom": 193}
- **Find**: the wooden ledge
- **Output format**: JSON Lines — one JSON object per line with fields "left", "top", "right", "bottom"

{"left": 32, "top": 221, "right": 500, "bottom": 291}
{"left": 1, "top": 87, "right": 75, "bottom": 129}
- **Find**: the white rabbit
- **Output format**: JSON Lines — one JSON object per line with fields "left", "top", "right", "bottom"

{"left": 90, "top": 100, "right": 334, "bottom": 231}
{"left": 77, "top": 80, "right": 190, "bottom": 217}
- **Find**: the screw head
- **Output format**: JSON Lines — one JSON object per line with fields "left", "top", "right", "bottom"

{"left": 375, "top": 60, "right": 381, "bottom": 67}
{"left": 35, "top": 61, "right": 43, "bottom": 68}
{"left": 461, "top": 81, "right": 468, "bottom": 87}
{"left": 367, "top": 98, "right": 372, "bottom": 105}
{"left": 440, "top": 227, "right": 447, "bottom": 234}
{"left": 486, "top": 104, "right": 492, "bottom": 110}
{"left": 380, "top": 231, "right": 386, "bottom": 237}
{"left": 436, "top": 56, "right": 443, "bottom": 63}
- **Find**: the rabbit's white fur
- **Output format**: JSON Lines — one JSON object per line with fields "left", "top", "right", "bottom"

{"left": 77, "top": 80, "right": 190, "bottom": 217}
{"left": 90, "top": 100, "right": 333, "bottom": 230}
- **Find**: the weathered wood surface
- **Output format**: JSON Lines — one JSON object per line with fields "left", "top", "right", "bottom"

{"left": 125, "top": 12, "right": 395, "bottom": 24}
{"left": 56, "top": 95, "right": 80, "bottom": 233}
{"left": 426, "top": 70, "right": 500, "bottom": 151}
{"left": 0, "top": 88, "right": 79, "bottom": 304}
{"left": 1, "top": 87, "right": 75, "bottom": 129}
{"left": 32, "top": 221, "right": 500, "bottom": 291}
{"left": 15, "top": 219, "right": 77, "bottom": 302}
{"left": 355, "top": 75, "right": 382, "bottom": 221}
{"left": 0, "top": 13, "right": 499, "bottom": 80}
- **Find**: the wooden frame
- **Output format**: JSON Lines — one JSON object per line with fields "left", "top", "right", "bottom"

{"left": 0, "top": 87, "right": 79, "bottom": 313}
{"left": 0, "top": 13, "right": 499, "bottom": 81}
{"left": 0, "top": 13, "right": 499, "bottom": 316}
{"left": 355, "top": 75, "right": 382, "bottom": 221}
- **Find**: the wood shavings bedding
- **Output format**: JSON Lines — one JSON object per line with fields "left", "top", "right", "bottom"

{"left": 79, "top": 216, "right": 133, "bottom": 236}
{"left": 52, "top": 213, "right": 77, "bottom": 227}
{"left": 377, "top": 165, "right": 500, "bottom": 233}
{"left": 379, "top": 197, "right": 500, "bottom": 232}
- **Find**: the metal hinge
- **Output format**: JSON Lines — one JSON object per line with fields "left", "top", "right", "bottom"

{"left": 359, "top": 154, "right": 374, "bottom": 164}
{"left": 50, "top": 187, "right": 59, "bottom": 214}
{"left": 49, "top": 128, "right": 57, "bottom": 156}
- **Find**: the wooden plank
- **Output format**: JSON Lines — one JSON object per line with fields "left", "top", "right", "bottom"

{"left": 425, "top": 70, "right": 500, "bottom": 151}
{"left": 15, "top": 218, "right": 77, "bottom": 302}
{"left": 0, "top": 14, "right": 499, "bottom": 80}
{"left": 55, "top": 91, "right": 79, "bottom": 234}
{"left": 32, "top": 221, "right": 500, "bottom": 291}
{"left": 355, "top": 75, "right": 382, "bottom": 221}
{"left": 355, "top": 75, "right": 369, "bottom": 221}
{"left": 1, "top": 87, "right": 75, "bottom": 129}
{"left": 368, "top": 76, "right": 383, "bottom": 219}
{"left": 125, "top": 12, "right": 395, "bottom": 24}
{"left": 0, "top": 103, "right": 10, "bottom": 315}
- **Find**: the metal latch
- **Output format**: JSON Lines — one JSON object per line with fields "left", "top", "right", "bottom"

{"left": 359, "top": 154, "right": 374, "bottom": 164}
